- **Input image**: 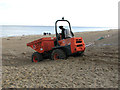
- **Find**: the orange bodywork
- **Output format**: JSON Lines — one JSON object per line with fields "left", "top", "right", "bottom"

{"left": 70, "top": 37, "right": 85, "bottom": 53}
{"left": 27, "top": 37, "right": 56, "bottom": 53}
{"left": 27, "top": 37, "right": 85, "bottom": 54}
{"left": 58, "top": 37, "right": 85, "bottom": 53}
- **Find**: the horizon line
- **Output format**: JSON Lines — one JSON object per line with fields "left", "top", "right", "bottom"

{"left": 0, "top": 25, "right": 116, "bottom": 28}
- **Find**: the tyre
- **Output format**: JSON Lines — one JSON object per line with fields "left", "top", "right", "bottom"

{"left": 51, "top": 49, "right": 67, "bottom": 60}
{"left": 32, "top": 52, "right": 43, "bottom": 62}
{"left": 73, "top": 51, "right": 84, "bottom": 57}
{"left": 80, "top": 51, "right": 84, "bottom": 56}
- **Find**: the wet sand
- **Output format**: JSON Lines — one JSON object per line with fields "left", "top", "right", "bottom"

{"left": 2, "top": 29, "right": 118, "bottom": 88}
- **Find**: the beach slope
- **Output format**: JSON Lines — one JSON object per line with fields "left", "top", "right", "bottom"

{"left": 2, "top": 29, "right": 118, "bottom": 88}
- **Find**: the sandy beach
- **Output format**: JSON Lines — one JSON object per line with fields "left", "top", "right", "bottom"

{"left": 2, "top": 29, "right": 118, "bottom": 88}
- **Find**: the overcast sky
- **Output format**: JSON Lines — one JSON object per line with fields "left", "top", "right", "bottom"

{"left": 0, "top": 0, "right": 119, "bottom": 27}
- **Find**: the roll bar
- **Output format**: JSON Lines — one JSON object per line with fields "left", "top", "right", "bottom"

{"left": 55, "top": 17, "right": 73, "bottom": 46}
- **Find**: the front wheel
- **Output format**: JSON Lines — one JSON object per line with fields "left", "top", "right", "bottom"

{"left": 32, "top": 52, "right": 43, "bottom": 62}
{"left": 51, "top": 49, "right": 67, "bottom": 60}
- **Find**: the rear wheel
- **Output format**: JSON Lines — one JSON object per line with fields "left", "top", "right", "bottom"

{"left": 32, "top": 52, "right": 43, "bottom": 62}
{"left": 73, "top": 51, "right": 84, "bottom": 57}
{"left": 80, "top": 51, "right": 84, "bottom": 56}
{"left": 51, "top": 49, "right": 67, "bottom": 60}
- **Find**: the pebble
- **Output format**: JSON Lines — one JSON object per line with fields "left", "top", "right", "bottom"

{"left": 7, "top": 38, "right": 10, "bottom": 40}
{"left": 22, "top": 52, "right": 26, "bottom": 55}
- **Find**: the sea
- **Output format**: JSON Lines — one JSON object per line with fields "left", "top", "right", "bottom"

{"left": 0, "top": 25, "right": 116, "bottom": 37}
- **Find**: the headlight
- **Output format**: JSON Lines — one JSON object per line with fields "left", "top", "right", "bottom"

{"left": 40, "top": 48, "right": 43, "bottom": 51}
